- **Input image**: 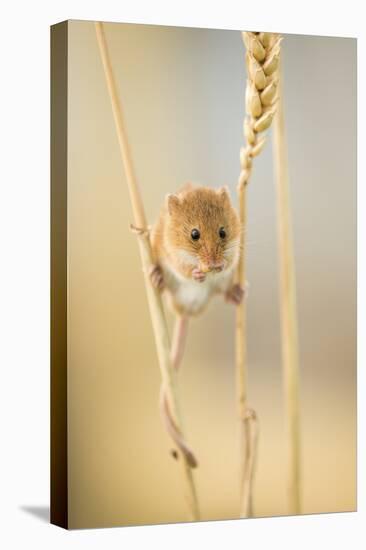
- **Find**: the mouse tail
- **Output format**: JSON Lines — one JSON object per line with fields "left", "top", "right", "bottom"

{"left": 160, "top": 387, "right": 198, "bottom": 469}
{"left": 159, "top": 315, "right": 198, "bottom": 468}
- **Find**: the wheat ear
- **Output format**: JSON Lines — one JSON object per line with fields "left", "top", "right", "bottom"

{"left": 236, "top": 31, "right": 281, "bottom": 518}
{"left": 95, "top": 22, "right": 200, "bottom": 521}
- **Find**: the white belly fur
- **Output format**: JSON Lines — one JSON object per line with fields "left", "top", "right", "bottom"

{"left": 162, "top": 260, "right": 234, "bottom": 315}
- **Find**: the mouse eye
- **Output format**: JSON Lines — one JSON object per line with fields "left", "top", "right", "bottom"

{"left": 219, "top": 227, "right": 226, "bottom": 239}
{"left": 191, "top": 228, "right": 200, "bottom": 241}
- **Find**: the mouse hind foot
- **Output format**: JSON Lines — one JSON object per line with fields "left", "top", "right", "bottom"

{"left": 225, "top": 282, "right": 245, "bottom": 305}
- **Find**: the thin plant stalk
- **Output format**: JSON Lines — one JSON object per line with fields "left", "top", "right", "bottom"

{"left": 237, "top": 31, "right": 282, "bottom": 518}
{"left": 94, "top": 21, "right": 200, "bottom": 521}
{"left": 272, "top": 61, "right": 301, "bottom": 515}
{"left": 236, "top": 172, "right": 258, "bottom": 519}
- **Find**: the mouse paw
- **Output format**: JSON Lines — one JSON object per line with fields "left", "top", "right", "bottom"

{"left": 225, "top": 283, "right": 245, "bottom": 305}
{"left": 149, "top": 264, "right": 165, "bottom": 290}
{"left": 192, "top": 268, "right": 206, "bottom": 283}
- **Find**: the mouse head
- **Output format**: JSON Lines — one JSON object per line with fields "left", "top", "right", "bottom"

{"left": 165, "top": 186, "right": 241, "bottom": 275}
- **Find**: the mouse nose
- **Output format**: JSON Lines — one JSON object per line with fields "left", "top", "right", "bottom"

{"left": 208, "top": 261, "right": 224, "bottom": 273}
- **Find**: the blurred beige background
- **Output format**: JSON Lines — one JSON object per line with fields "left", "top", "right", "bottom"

{"left": 67, "top": 21, "right": 356, "bottom": 528}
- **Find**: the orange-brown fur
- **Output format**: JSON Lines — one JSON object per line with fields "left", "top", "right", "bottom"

{"left": 151, "top": 184, "right": 242, "bottom": 316}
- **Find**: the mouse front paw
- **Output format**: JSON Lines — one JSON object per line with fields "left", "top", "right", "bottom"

{"left": 149, "top": 264, "right": 165, "bottom": 291}
{"left": 192, "top": 268, "right": 206, "bottom": 283}
{"left": 225, "top": 283, "right": 245, "bottom": 305}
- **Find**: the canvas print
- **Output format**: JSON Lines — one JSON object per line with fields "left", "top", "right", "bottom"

{"left": 51, "top": 20, "right": 356, "bottom": 529}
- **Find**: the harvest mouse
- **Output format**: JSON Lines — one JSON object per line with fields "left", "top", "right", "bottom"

{"left": 150, "top": 184, "right": 244, "bottom": 316}
{"left": 150, "top": 184, "right": 245, "bottom": 469}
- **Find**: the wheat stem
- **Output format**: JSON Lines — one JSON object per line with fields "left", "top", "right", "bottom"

{"left": 94, "top": 21, "right": 200, "bottom": 521}
{"left": 237, "top": 31, "right": 281, "bottom": 518}
{"left": 272, "top": 60, "right": 301, "bottom": 515}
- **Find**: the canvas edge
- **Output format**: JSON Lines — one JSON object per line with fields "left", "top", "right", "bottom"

{"left": 50, "top": 19, "right": 68, "bottom": 530}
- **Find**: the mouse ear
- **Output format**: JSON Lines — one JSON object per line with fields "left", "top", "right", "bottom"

{"left": 217, "top": 186, "right": 231, "bottom": 204}
{"left": 166, "top": 194, "right": 181, "bottom": 215}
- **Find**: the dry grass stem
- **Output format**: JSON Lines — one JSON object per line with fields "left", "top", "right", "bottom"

{"left": 95, "top": 21, "right": 200, "bottom": 521}
{"left": 272, "top": 61, "right": 301, "bottom": 515}
{"left": 240, "top": 409, "right": 259, "bottom": 517}
{"left": 237, "top": 31, "right": 281, "bottom": 518}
